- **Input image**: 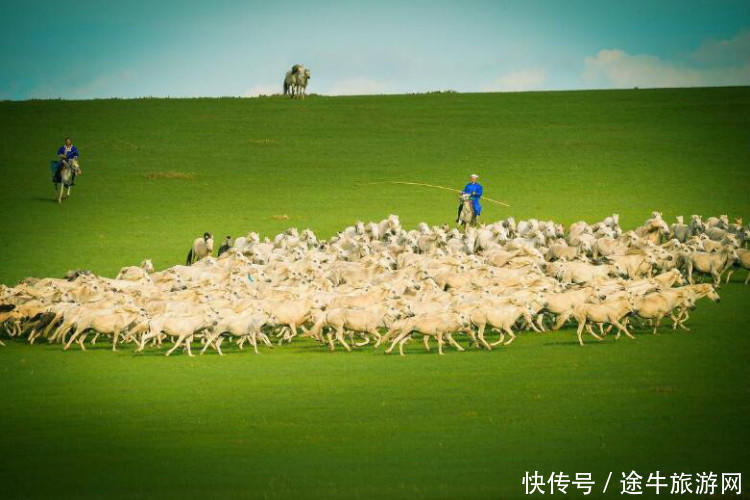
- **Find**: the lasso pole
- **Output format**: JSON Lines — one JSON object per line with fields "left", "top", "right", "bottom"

{"left": 361, "top": 181, "right": 512, "bottom": 207}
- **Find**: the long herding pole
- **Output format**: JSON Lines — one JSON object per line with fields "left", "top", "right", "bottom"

{"left": 362, "top": 181, "right": 512, "bottom": 207}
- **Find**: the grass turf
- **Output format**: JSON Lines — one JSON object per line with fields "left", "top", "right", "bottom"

{"left": 1, "top": 87, "right": 749, "bottom": 499}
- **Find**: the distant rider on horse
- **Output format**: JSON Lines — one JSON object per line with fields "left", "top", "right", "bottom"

{"left": 53, "top": 137, "right": 79, "bottom": 185}
{"left": 456, "top": 174, "right": 483, "bottom": 224}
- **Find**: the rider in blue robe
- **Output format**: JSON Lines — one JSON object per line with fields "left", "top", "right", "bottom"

{"left": 456, "top": 174, "right": 483, "bottom": 223}
{"left": 53, "top": 138, "right": 79, "bottom": 185}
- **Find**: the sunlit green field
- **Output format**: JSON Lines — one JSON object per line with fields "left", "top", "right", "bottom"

{"left": 1, "top": 88, "right": 749, "bottom": 499}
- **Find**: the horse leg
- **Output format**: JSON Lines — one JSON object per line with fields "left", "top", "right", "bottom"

{"left": 386, "top": 331, "right": 408, "bottom": 354}
{"left": 502, "top": 326, "right": 517, "bottom": 346}
{"left": 436, "top": 333, "right": 445, "bottom": 355}
{"left": 354, "top": 334, "right": 371, "bottom": 348}
{"left": 652, "top": 315, "right": 663, "bottom": 335}
{"left": 165, "top": 335, "right": 184, "bottom": 356}
{"left": 63, "top": 329, "right": 81, "bottom": 351}
{"left": 41, "top": 316, "right": 60, "bottom": 338}
{"left": 552, "top": 311, "right": 571, "bottom": 330}
{"left": 185, "top": 335, "right": 194, "bottom": 357}
{"left": 586, "top": 324, "right": 603, "bottom": 342}
{"left": 489, "top": 326, "right": 506, "bottom": 347}
{"left": 384, "top": 332, "right": 402, "bottom": 354}
{"left": 369, "top": 328, "right": 382, "bottom": 347}
{"left": 54, "top": 322, "right": 74, "bottom": 344}
{"left": 535, "top": 314, "right": 546, "bottom": 332}
{"left": 725, "top": 269, "right": 735, "bottom": 284}
{"left": 335, "top": 327, "right": 351, "bottom": 352}
{"left": 326, "top": 331, "right": 336, "bottom": 351}
{"left": 259, "top": 332, "right": 272, "bottom": 347}
{"left": 200, "top": 332, "right": 219, "bottom": 354}
{"left": 612, "top": 319, "right": 634, "bottom": 339}
{"left": 670, "top": 312, "right": 691, "bottom": 332}
{"left": 446, "top": 333, "right": 464, "bottom": 351}
{"left": 526, "top": 313, "right": 542, "bottom": 333}
{"left": 576, "top": 317, "right": 587, "bottom": 346}
{"left": 398, "top": 335, "right": 410, "bottom": 356}
{"left": 77, "top": 333, "right": 88, "bottom": 351}
{"left": 477, "top": 324, "right": 492, "bottom": 351}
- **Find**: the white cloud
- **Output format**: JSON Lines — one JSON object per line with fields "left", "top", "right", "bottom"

{"left": 585, "top": 50, "right": 699, "bottom": 88}
{"left": 327, "top": 77, "right": 393, "bottom": 96}
{"left": 243, "top": 84, "right": 279, "bottom": 97}
{"left": 692, "top": 30, "right": 750, "bottom": 67}
{"left": 584, "top": 31, "right": 750, "bottom": 89}
{"left": 482, "top": 69, "right": 546, "bottom": 92}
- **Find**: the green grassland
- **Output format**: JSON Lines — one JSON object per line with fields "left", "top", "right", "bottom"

{"left": 1, "top": 87, "right": 750, "bottom": 499}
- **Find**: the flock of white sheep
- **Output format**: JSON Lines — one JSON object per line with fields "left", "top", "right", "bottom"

{"left": 1, "top": 212, "right": 748, "bottom": 355}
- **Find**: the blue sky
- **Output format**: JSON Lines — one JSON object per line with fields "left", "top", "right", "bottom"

{"left": 1, "top": 0, "right": 749, "bottom": 99}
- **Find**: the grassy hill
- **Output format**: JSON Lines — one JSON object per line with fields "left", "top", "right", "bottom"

{"left": 1, "top": 87, "right": 749, "bottom": 283}
{"left": 1, "top": 88, "right": 749, "bottom": 499}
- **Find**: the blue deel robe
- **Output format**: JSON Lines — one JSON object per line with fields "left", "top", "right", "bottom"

{"left": 57, "top": 145, "right": 79, "bottom": 161}
{"left": 462, "top": 182, "right": 483, "bottom": 215}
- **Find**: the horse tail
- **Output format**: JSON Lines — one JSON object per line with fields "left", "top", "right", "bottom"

{"left": 186, "top": 248, "right": 193, "bottom": 266}
{"left": 283, "top": 79, "right": 289, "bottom": 95}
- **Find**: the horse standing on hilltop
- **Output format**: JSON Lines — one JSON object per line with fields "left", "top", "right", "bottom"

{"left": 283, "top": 64, "right": 311, "bottom": 99}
